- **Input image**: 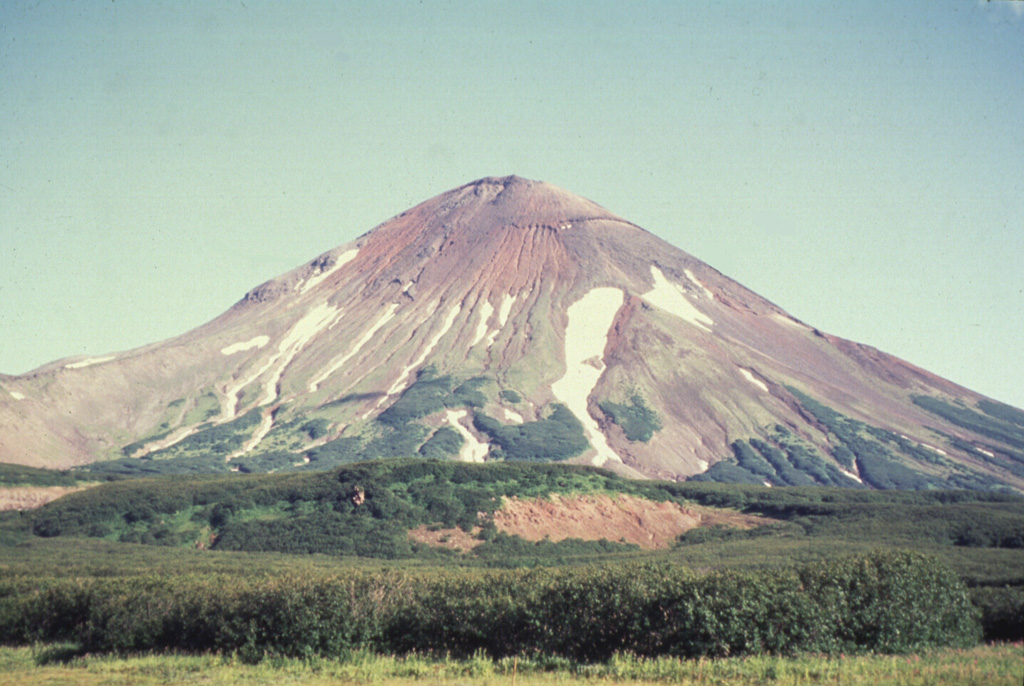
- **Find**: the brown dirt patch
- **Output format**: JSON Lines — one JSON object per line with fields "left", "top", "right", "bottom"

{"left": 0, "top": 486, "right": 86, "bottom": 511}
{"left": 408, "top": 492, "right": 775, "bottom": 552}
{"left": 495, "top": 493, "right": 773, "bottom": 549}
{"left": 408, "top": 524, "right": 484, "bottom": 552}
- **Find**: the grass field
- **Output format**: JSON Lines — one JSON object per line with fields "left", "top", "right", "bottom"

{"left": 0, "top": 643, "right": 1019, "bottom": 686}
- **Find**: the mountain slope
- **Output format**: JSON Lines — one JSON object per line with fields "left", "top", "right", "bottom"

{"left": 1, "top": 176, "right": 1021, "bottom": 491}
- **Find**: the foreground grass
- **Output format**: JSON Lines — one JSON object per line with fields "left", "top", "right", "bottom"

{"left": 0, "top": 644, "right": 1019, "bottom": 686}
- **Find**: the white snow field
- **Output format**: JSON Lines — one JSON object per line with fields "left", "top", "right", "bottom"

{"left": 220, "top": 335, "right": 270, "bottom": 356}
{"left": 503, "top": 408, "right": 524, "bottom": 424}
{"left": 643, "top": 266, "right": 713, "bottom": 332}
{"left": 8, "top": 391, "right": 25, "bottom": 401}
{"left": 446, "top": 409, "right": 489, "bottom": 462}
{"left": 64, "top": 355, "right": 115, "bottom": 370}
{"left": 256, "top": 303, "right": 345, "bottom": 407}
{"left": 551, "top": 287, "right": 625, "bottom": 466}
{"left": 471, "top": 297, "right": 495, "bottom": 348}
{"left": 840, "top": 468, "right": 864, "bottom": 484}
{"left": 308, "top": 303, "right": 399, "bottom": 392}
{"left": 223, "top": 303, "right": 343, "bottom": 417}
{"left": 484, "top": 293, "right": 516, "bottom": 350}
{"left": 738, "top": 368, "right": 769, "bottom": 393}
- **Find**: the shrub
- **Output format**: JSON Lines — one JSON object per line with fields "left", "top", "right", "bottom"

{"left": 473, "top": 404, "right": 588, "bottom": 461}
{"left": 499, "top": 390, "right": 522, "bottom": 404}
{"left": 0, "top": 551, "right": 984, "bottom": 660}
{"left": 598, "top": 394, "right": 662, "bottom": 442}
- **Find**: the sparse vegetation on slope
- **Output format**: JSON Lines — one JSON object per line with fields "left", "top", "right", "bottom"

{"left": 696, "top": 389, "right": 1014, "bottom": 492}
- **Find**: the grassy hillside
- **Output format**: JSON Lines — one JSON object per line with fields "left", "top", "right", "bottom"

{"left": 7, "top": 460, "right": 1023, "bottom": 563}
{"left": 1, "top": 459, "right": 1021, "bottom": 649}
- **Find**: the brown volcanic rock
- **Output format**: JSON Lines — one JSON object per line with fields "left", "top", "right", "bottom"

{"left": 0, "top": 175, "right": 1021, "bottom": 492}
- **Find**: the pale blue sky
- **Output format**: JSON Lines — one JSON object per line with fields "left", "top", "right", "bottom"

{"left": 2, "top": 0, "right": 1022, "bottom": 408}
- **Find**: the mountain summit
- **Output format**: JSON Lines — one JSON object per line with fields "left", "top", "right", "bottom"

{"left": 2, "top": 176, "right": 1022, "bottom": 491}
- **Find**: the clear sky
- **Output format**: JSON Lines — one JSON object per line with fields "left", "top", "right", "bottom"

{"left": 2, "top": 0, "right": 1022, "bottom": 408}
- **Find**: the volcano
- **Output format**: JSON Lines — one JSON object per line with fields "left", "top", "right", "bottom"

{"left": 2, "top": 176, "right": 1022, "bottom": 491}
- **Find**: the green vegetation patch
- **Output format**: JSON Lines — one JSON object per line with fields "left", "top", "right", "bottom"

{"left": 783, "top": 387, "right": 1011, "bottom": 491}
{"left": 913, "top": 395, "right": 1024, "bottom": 452}
{"left": 150, "top": 409, "right": 262, "bottom": 459}
{"left": 0, "top": 464, "right": 80, "bottom": 488}
{"left": 418, "top": 427, "right": 464, "bottom": 459}
{"left": 0, "top": 551, "right": 981, "bottom": 660}
{"left": 25, "top": 461, "right": 647, "bottom": 558}
{"left": 474, "top": 404, "right": 589, "bottom": 461}
{"left": 378, "top": 367, "right": 488, "bottom": 427}
{"left": 692, "top": 433, "right": 861, "bottom": 489}
{"left": 181, "top": 390, "right": 222, "bottom": 426}
{"left": 598, "top": 393, "right": 662, "bottom": 442}
{"left": 499, "top": 389, "right": 522, "bottom": 404}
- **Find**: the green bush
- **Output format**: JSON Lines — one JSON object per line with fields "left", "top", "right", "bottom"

{"left": 0, "top": 553, "right": 991, "bottom": 660}
{"left": 914, "top": 395, "right": 1024, "bottom": 452}
{"left": 474, "top": 404, "right": 588, "bottom": 461}
{"left": 499, "top": 390, "right": 522, "bottom": 404}
{"left": 418, "top": 427, "right": 464, "bottom": 459}
{"left": 970, "top": 586, "right": 1024, "bottom": 641}
{"left": 798, "top": 550, "right": 981, "bottom": 653}
{"left": 598, "top": 394, "right": 662, "bottom": 442}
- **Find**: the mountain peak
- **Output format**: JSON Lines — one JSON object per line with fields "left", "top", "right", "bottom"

{"left": 2, "top": 177, "right": 1020, "bottom": 495}
{"left": 408, "top": 175, "right": 630, "bottom": 232}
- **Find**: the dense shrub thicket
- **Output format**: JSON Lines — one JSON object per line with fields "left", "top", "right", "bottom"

{"left": 473, "top": 404, "right": 589, "bottom": 461}
{"left": 0, "top": 551, "right": 980, "bottom": 661}
{"left": 0, "top": 464, "right": 80, "bottom": 488}
{"left": 19, "top": 460, "right": 1024, "bottom": 557}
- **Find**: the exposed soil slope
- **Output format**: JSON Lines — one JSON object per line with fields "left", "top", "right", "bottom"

{"left": 410, "top": 492, "right": 771, "bottom": 551}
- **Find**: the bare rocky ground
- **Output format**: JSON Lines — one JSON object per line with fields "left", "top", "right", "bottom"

{"left": 408, "top": 492, "right": 771, "bottom": 551}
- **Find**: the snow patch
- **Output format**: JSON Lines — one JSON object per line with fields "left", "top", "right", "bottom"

{"left": 220, "top": 335, "right": 270, "bottom": 356}
{"left": 840, "top": 468, "right": 863, "bottom": 484}
{"left": 384, "top": 304, "right": 462, "bottom": 399}
{"left": 485, "top": 293, "right": 516, "bottom": 350}
{"left": 774, "top": 314, "right": 811, "bottom": 330}
{"left": 503, "top": 408, "right": 524, "bottom": 424}
{"left": 309, "top": 303, "right": 399, "bottom": 392}
{"left": 446, "top": 409, "right": 489, "bottom": 462}
{"left": 64, "top": 355, "right": 115, "bottom": 370}
{"left": 643, "top": 267, "right": 713, "bottom": 332}
{"left": 978, "top": 448, "right": 995, "bottom": 458}
{"left": 9, "top": 391, "right": 25, "bottom": 401}
{"left": 227, "top": 411, "right": 275, "bottom": 460}
{"left": 471, "top": 298, "right": 495, "bottom": 348}
{"left": 763, "top": 481, "right": 773, "bottom": 488}
{"left": 696, "top": 459, "right": 709, "bottom": 473}
{"left": 224, "top": 304, "right": 343, "bottom": 416}
{"left": 551, "top": 287, "right": 625, "bottom": 466}
{"left": 256, "top": 303, "right": 344, "bottom": 407}
{"left": 922, "top": 443, "right": 947, "bottom": 456}
{"left": 738, "top": 368, "right": 769, "bottom": 393}
{"left": 299, "top": 248, "right": 359, "bottom": 294}
{"left": 684, "top": 268, "right": 714, "bottom": 299}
